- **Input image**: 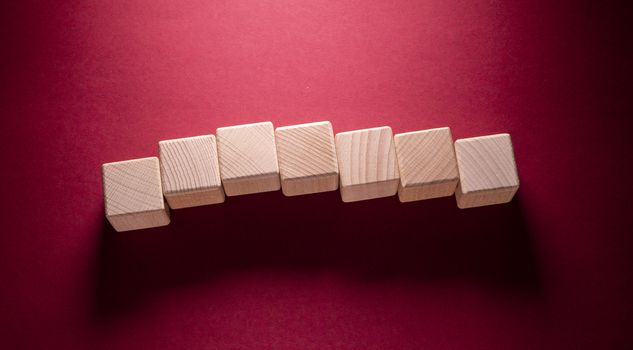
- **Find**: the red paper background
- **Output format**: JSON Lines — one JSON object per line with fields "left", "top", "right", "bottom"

{"left": 1, "top": 0, "right": 631, "bottom": 348}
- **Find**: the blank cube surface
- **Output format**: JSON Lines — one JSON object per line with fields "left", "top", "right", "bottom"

{"left": 394, "top": 127, "right": 459, "bottom": 202}
{"left": 159, "top": 135, "right": 225, "bottom": 209}
{"left": 102, "top": 157, "right": 170, "bottom": 232}
{"left": 216, "top": 122, "right": 281, "bottom": 196}
{"left": 336, "top": 126, "right": 399, "bottom": 202}
{"left": 275, "top": 121, "right": 339, "bottom": 196}
{"left": 455, "top": 134, "right": 520, "bottom": 208}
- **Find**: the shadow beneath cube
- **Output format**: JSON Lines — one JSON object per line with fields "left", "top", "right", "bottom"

{"left": 92, "top": 190, "right": 541, "bottom": 321}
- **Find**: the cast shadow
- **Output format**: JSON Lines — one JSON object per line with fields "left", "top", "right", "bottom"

{"left": 92, "top": 190, "right": 540, "bottom": 321}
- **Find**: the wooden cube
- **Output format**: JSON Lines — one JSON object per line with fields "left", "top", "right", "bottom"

{"left": 394, "top": 127, "right": 459, "bottom": 202}
{"left": 216, "top": 122, "right": 281, "bottom": 196}
{"left": 275, "top": 121, "right": 339, "bottom": 196}
{"left": 159, "top": 135, "right": 225, "bottom": 209}
{"left": 454, "top": 133, "right": 520, "bottom": 208}
{"left": 102, "top": 157, "right": 170, "bottom": 232}
{"left": 335, "top": 126, "right": 399, "bottom": 202}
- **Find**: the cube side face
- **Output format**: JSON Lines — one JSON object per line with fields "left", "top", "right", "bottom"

{"left": 159, "top": 135, "right": 224, "bottom": 208}
{"left": 216, "top": 122, "right": 280, "bottom": 195}
{"left": 275, "top": 121, "right": 339, "bottom": 196}
{"left": 336, "top": 126, "right": 399, "bottom": 202}
{"left": 454, "top": 133, "right": 520, "bottom": 194}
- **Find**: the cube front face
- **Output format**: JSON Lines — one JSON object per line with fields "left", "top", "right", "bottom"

{"left": 455, "top": 185, "right": 518, "bottom": 209}
{"left": 275, "top": 121, "right": 339, "bottom": 196}
{"left": 394, "top": 127, "right": 459, "bottom": 202}
{"left": 335, "top": 126, "right": 399, "bottom": 202}
{"left": 106, "top": 208, "right": 170, "bottom": 233}
{"left": 159, "top": 135, "right": 225, "bottom": 209}
{"left": 216, "top": 122, "right": 281, "bottom": 196}
{"left": 102, "top": 157, "right": 170, "bottom": 231}
{"left": 454, "top": 133, "right": 520, "bottom": 208}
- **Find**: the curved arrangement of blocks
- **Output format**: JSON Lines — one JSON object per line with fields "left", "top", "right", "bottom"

{"left": 102, "top": 121, "right": 520, "bottom": 232}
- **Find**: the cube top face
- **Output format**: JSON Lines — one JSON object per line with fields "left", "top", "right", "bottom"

{"left": 455, "top": 133, "right": 519, "bottom": 193}
{"left": 275, "top": 121, "right": 338, "bottom": 181}
{"left": 102, "top": 157, "right": 165, "bottom": 217}
{"left": 216, "top": 122, "right": 279, "bottom": 181}
{"left": 159, "top": 135, "right": 221, "bottom": 195}
{"left": 335, "top": 126, "right": 399, "bottom": 188}
{"left": 394, "top": 127, "right": 458, "bottom": 187}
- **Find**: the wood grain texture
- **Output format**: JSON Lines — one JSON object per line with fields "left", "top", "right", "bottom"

{"left": 159, "top": 135, "right": 225, "bottom": 209}
{"left": 335, "top": 126, "right": 399, "bottom": 202}
{"left": 216, "top": 121, "right": 281, "bottom": 196}
{"left": 394, "top": 127, "right": 459, "bottom": 202}
{"left": 275, "top": 121, "right": 339, "bottom": 196}
{"left": 454, "top": 133, "right": 520, "bottom": 208}
{"left": 102, "top": 157, "right": 170, "bottom": 232}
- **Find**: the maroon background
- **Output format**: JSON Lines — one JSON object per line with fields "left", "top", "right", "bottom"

{"left": 1, "top": 0, "right": 631, "bottom": 348}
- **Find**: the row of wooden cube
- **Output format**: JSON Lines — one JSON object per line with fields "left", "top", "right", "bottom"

{"left": 102, "top": 122, "right": 520, "bottom": 232}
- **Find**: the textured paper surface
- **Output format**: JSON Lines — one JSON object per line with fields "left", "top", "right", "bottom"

{"left": 1, "top": 1, "right": 631, "bottom": 349}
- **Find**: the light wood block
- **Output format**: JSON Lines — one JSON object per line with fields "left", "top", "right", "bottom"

{"left": 394, "top": 127, "right": 459, "bottom": 202}
{"left": 216, "top": 122, "right": 281, "bottom": 196}
{"left": 159, "top": 135, "right": 225, "bottom": 209}
{"left": 335, "top": 126, "right": 399, "bottom": 202}
{"left": 454, "top": 133, "right": 520, "bottom": 208}
{"left": 275, "top": 121, "right": 339, "bottom": 196}
{"left": 102, "top": 157, "right": 170, "bottom": 232}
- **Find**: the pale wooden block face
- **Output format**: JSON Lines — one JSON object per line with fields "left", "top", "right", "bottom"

{"left": 335, "top": 126, "right": 399, "bottom": 202}
{"left": 394, "top": 127, "right": 459, "bottom": 202}
{"left": 102, "top": 157, "right": 170, "bottom": 232}
{"left": 159, "top": 135, "right": 225, "bottom": 209}
{"left": 454, "top": 133, "right": 520, "bottom": 208}
{"left": 275, "top": 121, "right": 339, "bottom": 196}
{"left": 216, "top": 122, "right": 281, "bottom": 196}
